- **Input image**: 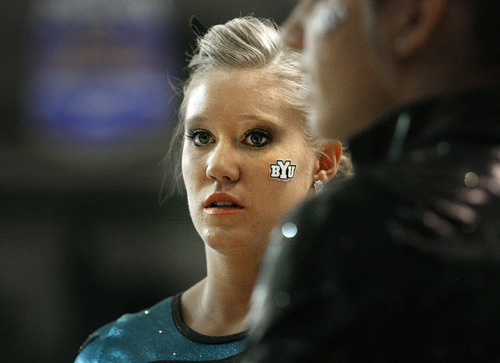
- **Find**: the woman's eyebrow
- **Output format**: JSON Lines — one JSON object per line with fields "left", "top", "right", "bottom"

{"left": 184, "top": 113, "right": 285, "bottom": 133}
{"left": 239, "top": 113, "right": 281, "bottom": 125}
{"left": 184, "top": 115, "right": 208, "bottom": 126}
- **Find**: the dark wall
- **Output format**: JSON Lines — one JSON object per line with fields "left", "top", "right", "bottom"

{"left": 0, "top": 1, "right": 295, "bottom": 362}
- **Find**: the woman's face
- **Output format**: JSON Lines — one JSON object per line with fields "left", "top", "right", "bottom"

{"left": 182, "top": 69, "right": 319, "bottom": 256}
{"left": 284, "top": 0, "right": 393, "bottom": 141}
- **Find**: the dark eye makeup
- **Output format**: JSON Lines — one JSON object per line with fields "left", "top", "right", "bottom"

{"left": 243, "top": 128, "right": 273, "bottom": 148}
{"left": 185, "top": 129, "right": 214, "bottom": 147}
{"left": 185, "top": 126, "right": 275, "bottom": 149}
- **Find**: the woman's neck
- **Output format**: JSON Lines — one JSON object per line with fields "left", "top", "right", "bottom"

{"left": 181, "top": 247, "right": 263, "bottom": 336}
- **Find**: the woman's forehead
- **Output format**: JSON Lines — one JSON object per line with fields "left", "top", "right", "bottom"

{"left": 190, "top": 68, "right": 279, "bottom": 92}
{"left": 185, "top": 70, "right": 298, "bottom": 119}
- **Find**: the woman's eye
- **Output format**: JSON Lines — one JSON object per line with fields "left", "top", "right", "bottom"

{"left": 244, "top": 130, "right": 271, "bottom": 147}
{"left": 186, "top": 130, "right": 213, "bottom": 146}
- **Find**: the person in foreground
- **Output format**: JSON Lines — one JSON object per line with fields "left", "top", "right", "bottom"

{"left": 244, "top": 0, "right": 500, "bottom": 361}
{"left": 75, "top": 16, "right": 350, "bottom": 362}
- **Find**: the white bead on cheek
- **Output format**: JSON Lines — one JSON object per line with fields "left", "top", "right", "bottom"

{"left": 310, "top": 0, "right": 348, "bottom": 35}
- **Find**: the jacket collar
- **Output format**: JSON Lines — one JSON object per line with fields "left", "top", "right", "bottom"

{"left": 347, "top": 87, "right": 500, "bottom": 166}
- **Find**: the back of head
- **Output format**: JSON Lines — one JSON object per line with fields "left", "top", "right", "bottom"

{"left": 367, "top": 0, "right": 500, "bottom": 107}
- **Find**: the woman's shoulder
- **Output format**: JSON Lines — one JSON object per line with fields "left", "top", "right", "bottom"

{"left": 75, "top": 293, "right": 246, "bottom": 362}
{"left": 74, "top": 295, "right": 175, "bottom": 362}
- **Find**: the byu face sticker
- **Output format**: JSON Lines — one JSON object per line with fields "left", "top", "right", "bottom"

{"left": 270, "top": 160, "right": 296, "bottom": 181}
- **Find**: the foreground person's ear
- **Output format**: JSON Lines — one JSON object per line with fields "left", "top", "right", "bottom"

{"left": 393, "top": 0, "right": 449, "bottom": 59}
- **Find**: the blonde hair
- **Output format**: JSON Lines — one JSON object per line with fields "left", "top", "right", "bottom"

{"left": 163, "top": 16, "right": 352, "bottom": 196}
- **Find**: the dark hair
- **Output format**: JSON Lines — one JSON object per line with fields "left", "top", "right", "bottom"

{"left": 470, "top": 0, "right": 500, "bottom": 64}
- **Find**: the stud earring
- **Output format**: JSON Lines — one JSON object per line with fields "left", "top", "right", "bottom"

{"left": 313, "top": 180, "right": 324, "bottom": 190}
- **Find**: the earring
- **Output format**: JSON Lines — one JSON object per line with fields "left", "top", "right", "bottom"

{"left": 313, "top": 180, "right": 324, "bottom": 190}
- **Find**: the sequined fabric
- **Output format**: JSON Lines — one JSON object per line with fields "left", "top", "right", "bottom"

{"left": 244, "top": 88, "right": 500, "bottom": 362}
{"left": 75, "top": 293, "right": 246, "bottom": 362}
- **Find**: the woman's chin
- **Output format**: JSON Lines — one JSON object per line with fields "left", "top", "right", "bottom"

{"left": 202, "top": 231, "right": 268, "bottom": 256}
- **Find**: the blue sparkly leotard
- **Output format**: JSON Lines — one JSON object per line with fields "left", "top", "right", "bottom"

{"left": 75, "top": 293, "right": 246, "bottom": 362}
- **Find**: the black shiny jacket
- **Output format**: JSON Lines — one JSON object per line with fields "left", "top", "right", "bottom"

{"left": 244, "top": 88, "right": 500, "bottom": 362}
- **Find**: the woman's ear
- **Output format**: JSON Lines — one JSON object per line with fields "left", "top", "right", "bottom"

{"left": 314, "top": 141, "right": 342, "bottom": 183}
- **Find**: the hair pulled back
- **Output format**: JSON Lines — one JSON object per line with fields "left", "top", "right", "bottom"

{"left": 164, "top": 16, "right": 352, "bottom": 196}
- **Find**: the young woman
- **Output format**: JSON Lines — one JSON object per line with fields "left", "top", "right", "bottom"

{"left": 75, "top": 16, "right": 351, "bottom": 362}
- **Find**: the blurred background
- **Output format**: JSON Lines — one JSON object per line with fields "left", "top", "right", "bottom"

{"left": 0, "top": 1, "right": 295, "bottom": 361}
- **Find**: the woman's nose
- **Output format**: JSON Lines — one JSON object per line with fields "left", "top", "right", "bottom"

{"left": 205, "top": 142, "right": 240, "bottom": 183}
